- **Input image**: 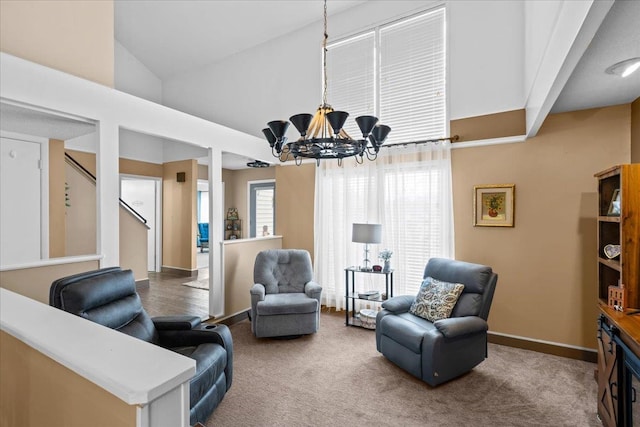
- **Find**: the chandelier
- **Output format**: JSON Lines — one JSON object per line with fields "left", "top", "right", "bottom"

{"left": 262, "top": 0, "right": 391, "bottom": 166}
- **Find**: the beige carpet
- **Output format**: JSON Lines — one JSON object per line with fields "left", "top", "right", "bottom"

{"left": 206, "top": 311, "right": 599, "bottom": 427}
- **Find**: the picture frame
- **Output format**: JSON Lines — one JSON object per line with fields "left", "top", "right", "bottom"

{"left": 226, "top": 207, "right": 238, "bottom": 220}
{"left": 473, "top": 184, "right": 515, "bottom": 227}
{"left": 608, "top": 189, "right": 621, "bottom": 216}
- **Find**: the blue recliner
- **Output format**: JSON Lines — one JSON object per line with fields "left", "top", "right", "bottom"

{"left": 376, "top": 258, "right": 497, "bottom": 386}
{"left": 49, "top": 267, "right": 232, "bottom": 425}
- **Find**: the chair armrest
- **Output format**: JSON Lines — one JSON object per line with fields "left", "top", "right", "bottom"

{"left": 157, "top": 323, "right": 234, "bottom": 390}
{"left": 250, "top": 283, "right": 266, "bottom": 300}
{"left": 304, "top": 281, "right": 322, "bottom": 301}
{"left": 152, "top": 315, "right": 202, "bottom": 330}
{"left": 381, "top": 295, "right": 415, "bottom": 314}
{"left": 434, "top": 316, "right": 488, "bottom": 339}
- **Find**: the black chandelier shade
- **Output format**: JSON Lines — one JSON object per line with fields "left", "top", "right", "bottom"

{"left": 262, "top": 110, "right": 391, "bottom": 165}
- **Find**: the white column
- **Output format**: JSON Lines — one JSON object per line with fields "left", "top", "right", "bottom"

{"left": 209, "top": 147, "right": 224, "bottom": 317}
{"left": 97, "top": 120, "right": 120, "bottom": 267}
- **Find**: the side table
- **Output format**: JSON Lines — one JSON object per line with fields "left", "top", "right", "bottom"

{"left": 344, "top": 267, "right": 394, "bottom": 328}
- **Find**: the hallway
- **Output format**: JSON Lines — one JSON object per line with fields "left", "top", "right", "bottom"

{"left": 139, "top": 268, "right": 210, "bottom": 320}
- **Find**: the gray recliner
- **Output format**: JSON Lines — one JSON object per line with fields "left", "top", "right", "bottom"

{"left": 49, "top": 267, "right": 233, "bottom": 425}
{"left": 376, "top": 258, "right": 498, "bottom": 386}
{"left": 250, "top": 249, "right": 322, "bottom": 338}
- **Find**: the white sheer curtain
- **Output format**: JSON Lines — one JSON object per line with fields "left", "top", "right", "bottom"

{"left": 314, "top": 142, "right": 454, "bottom": 310}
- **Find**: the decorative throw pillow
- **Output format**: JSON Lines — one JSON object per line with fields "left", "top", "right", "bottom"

{"left": 409, "top": 277, "right": 465, "bottom": 322}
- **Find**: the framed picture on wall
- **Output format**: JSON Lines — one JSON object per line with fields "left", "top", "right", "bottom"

{"left": 473, "top": 184, "right": 515, "bottom": 227}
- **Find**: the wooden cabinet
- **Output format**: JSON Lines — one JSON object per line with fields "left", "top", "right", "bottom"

{"left": 595, "top": 165, "right": 640, "bottom": 308}
{"left": 598, "top": 313, "right": 622, "bottom": 427}
{"left": 598, "top": 306, "right": 640, "bottom": 427}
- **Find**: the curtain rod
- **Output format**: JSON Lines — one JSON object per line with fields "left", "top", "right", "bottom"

{"left": 380, "top": 135, "right": 459, "bottom": 148}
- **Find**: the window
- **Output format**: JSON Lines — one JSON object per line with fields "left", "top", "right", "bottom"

{"left": 326, "top": 7, "right": 446, "bottom": 144}
{"left": 249, "top": 181, "right": 275, "bottom": 238}
{"left": 197, "top": 190, "right": 209, "bottom": 223}
{"left": 316, "top": 8, "right": 452, "bottom": 309}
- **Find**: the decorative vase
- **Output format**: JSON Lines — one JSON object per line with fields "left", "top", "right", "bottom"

{"left": 383, "top": 260, "right": 391, "bottom": 273}
{"left": 488, "top": 208, "right": 498, "bottom": 217}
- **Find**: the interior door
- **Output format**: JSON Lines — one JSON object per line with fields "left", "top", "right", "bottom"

{"left": 120, "top": 177, "right": 158, "bottom": 272}
{"left": 0, "top": 137, "right": 42, "bottom": 265}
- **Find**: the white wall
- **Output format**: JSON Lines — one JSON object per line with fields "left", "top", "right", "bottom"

{"left": 448, "top": 0, "right": 525, "bottom": 120}
{"left": 163, "top": 1, "right": 527, "bottom": 138}
{"left": 115, "top": 40, "right": 163, "bottom": 104}
{"left": 523, "top": 0, "right": 564, "bottom": 102}
{"left": 1, "top": 52, "right": 271, "bottom": 317}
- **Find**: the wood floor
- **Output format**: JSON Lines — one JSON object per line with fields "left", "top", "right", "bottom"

{"left": 138, "top": 269, "right": 211, "bottom": 320}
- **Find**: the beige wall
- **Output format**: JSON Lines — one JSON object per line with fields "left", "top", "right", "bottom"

{"left": 450, "top": 109, "right": 526, "bottom": 142}
{"left": 452, "top": 105, "right": 630, "bottom": 349}
{"left": 275, "top": 164, "right": 315, "bottom": 258}
{"left": 1, "top": 331, "right": 136, "bottom": 427}
{"left": 632, "top": 97, "right": 640, "bottom": 164}
{"left": 49, "top": 139, "right": 66, "bottom": 258}
{"left": 120, "top": 158, "right": 163, "bottom": 178}
{"left": 222, "top": 167, "right": 276, "bottom": 239}
{"left": 0, "top": 0, "right": 114, "bottom": 87}
{"left": 162, "top": 159, "right": 198, "bottom": 271}
{"left": 120, "top": 209, "right": 149, "bottom": 282}
{"left": 65, "top": 162, "right": 97, "bottom": 256}
{"left": 0, "top": 261, "right": 100, "bottom": 304}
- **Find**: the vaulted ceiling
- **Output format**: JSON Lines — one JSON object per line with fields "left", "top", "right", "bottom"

{"left": 114, "top": 0, "right": 640, "bottom": 115}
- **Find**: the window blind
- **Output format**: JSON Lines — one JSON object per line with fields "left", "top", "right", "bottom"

{"left": 380, "top": 9, "right": 446, "bottom": 143}
{"left": 326, "top": 7, "right": 446, "bottom": 144}
{"left": 326, "top": 32, "right": 375, "bottom": 140}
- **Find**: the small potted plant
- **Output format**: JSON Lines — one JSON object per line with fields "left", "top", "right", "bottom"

{"left": 379, "top": 249, "right": 393, "bottom": 273}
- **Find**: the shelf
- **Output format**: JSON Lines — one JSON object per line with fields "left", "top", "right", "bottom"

{"left": 346, "top": 293, "right": 386, "bottom": 302}
{"left": 599, "top": 257, "right": 621, "bottom": 272}
{"left": 598, "top": 216, "right": 621, "bottom": 223}
{"left": 595, "top": 164, "right": 640, "bottom": 308}
{"left": 346, "top": 315, "right": 376, "bottom": 330}
{"left": 345, "top": 267, "right": 394, "bottom": 274}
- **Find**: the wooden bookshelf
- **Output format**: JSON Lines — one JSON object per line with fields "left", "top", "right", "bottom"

{"left": 595, "top": 164, "right": 640, "bottom": 308}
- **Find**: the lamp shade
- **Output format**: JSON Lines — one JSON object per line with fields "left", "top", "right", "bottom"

{"left": 352, "top": 223, "right": 382, "bottom": 244}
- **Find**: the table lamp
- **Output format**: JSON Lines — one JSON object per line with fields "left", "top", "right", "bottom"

{"left": 352, "top": 223, "right": 382, "bottom": 271}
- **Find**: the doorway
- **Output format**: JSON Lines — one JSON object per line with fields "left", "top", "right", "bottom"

{"left": 119, "top": 175, "right": 161, "bottom": 272}
{"left": 197, "top": 179, "right": 210, "bottom": 269}
{"left": 0, "top": 135, "right": 46, "bottom": 265}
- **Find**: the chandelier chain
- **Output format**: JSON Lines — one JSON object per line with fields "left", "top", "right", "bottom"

{"left": 322, "top": 0, "right": 328, "bottom": 106}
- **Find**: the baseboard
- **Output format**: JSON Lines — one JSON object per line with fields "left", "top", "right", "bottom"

{"left": 135, "top": 278, "right": 149, "bottom": 289}
{"left": 160, "top": 266, "right": 197, "bottom": 278}
{"left": 488, "top": 332, "right": 597, "bottom": 363}
{"left": 212, "top": 310, "right": 249, "bottom": 327}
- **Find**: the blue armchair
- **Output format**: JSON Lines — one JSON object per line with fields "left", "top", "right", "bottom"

{"left": 198, "top": 222, "right": 209, "bottom": 252}
{"left": 376, "top": 258, "right": 497, "bottom": 386}
{"left": 250, "top": 249, "right": 322, "bottom": 338}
